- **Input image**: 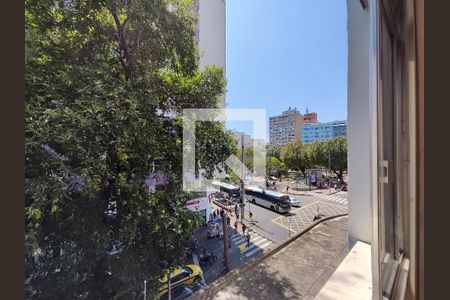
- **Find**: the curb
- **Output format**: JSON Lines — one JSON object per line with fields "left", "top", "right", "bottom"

{"left": 311, "top": 189, "right": 341, "bottom": 196}
{"left": 189, "top": 213, "right": 348, "bottom": 300}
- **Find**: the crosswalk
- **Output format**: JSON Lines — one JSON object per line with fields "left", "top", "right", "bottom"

{"left": 230, "top": 230, "right": 275, "bottom": 258}
{"left": 313, "top": 193, "right": 348, "bottom": 205}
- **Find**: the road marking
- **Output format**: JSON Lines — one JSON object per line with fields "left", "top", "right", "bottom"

{"left": 233, "top": 237, "right": 245, "bottom": 244}
{"left": 271, "top": 201, "right": 320, "bottom": 225}
{"left": 312, "top": 192, "right": 348, "bottom": 205}
{"left": 244, "top": 241, "right": 272, "bottom": 257}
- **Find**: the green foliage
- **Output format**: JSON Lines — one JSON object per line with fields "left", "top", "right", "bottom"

{"left": 279, "top": 138, "right": 347, "bottom": 180}
{"left": 266, "top": 156, "right": 286, "bottom": 177}
{"left": 266, "top": 144, "right": 282, "bottom": 160}
{"left": 25, "top": 0, "right": 233, "bottom": 298}
{"left": 280, "top": 141, "right": 310, "bottom": 177}
{"left": 304, "top": 137, "right": 348, "bottom": 180}
{"left": 236, "top": 146, "right": 254, "bottom": 172}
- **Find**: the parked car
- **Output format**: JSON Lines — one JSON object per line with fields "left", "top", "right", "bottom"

{"left": 289, "top": 196, "right": 301, "bottom": 207}
{"left": 158, "top": 265, "right": 205, "bottom": 297}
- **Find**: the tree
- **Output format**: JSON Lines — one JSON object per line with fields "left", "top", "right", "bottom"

{"left": 236, "top": 146, "right": 254, "bottom": 172}
{"left": 266, "top": 156, "right": 286, "bottom": 178}
{"left": 25, "top": 0, "right": 233, "bottom": 298}
{"left": 327, "top": 137, "right": 348, "bottom": 182}
{"left": 308, "top": 140, "right": 328, "bottom": 169}
{"left": 280, "top": 141, "right": 311, "bottom": 178}
{"left": 266, "top": 144, "right": 282, "bottom": 160}
{"left": 307, "top": 138, "right": 348, "bottom": 182}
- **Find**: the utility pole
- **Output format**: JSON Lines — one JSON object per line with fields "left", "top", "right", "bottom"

{"left": 168, "top": 274, "right": 171, "bottom": 300}
{"left": 222, "top": 214, "right": 230, "bottom": 273}
{"left": 328, "top": 145, "right": 331, "bottom": 194}
{"left": 143, "top": 280, "right": 147, "bottom": 300}
{"left": 240, "top": 134, "right": 245, "bottom": 224}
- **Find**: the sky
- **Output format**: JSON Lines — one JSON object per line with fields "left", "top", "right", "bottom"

{"left": 225, "top": 0, "right": 348, "bottom": 141}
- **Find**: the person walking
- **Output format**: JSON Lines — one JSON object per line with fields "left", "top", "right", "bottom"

{"left": 234, "top": 220, "right": 238, "bottom": 233}
{"left": 226, "top": 215, "right": 231, "bottom": 226}
{"left": 246, "top": 232, "right": 251, "bottom": 247}
{"left": 213, "top": 210, "right": 216, "bottom": 220}
{"left": 286, "top": 186, "right": 290, "bottom": 193}
{"left": 242, "top": 223, "right": 247, "bottom": 235}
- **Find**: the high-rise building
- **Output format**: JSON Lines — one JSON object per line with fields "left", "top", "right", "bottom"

{"left": 194, "top": 0, "right": 226, "bottom": 108}
{"left": 303, "top": 108, "right": 318, "bottom": 124}
{"left": 301, "top": 120, "right": 347, "bottom": 143}
{"left": 269, "top": 107, "right": 303, "bottom": 145}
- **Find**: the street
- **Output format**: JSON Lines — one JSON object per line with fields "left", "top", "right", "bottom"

{"left": 193, "top": 189, "right": 348, "bottom": 285}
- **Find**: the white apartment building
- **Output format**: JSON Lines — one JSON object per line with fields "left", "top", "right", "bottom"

{"left": 194, "top": 0, "right": 226, "bottom": 108}
{"left": 269, "top": 107, "right": 303, "bottom": 145}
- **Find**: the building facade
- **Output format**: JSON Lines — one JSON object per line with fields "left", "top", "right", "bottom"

{"left": 332, "top": 120, "right": 347, "bottom": 137}
{"left": 303, "top": 112, "right": 318, "bottom": 124}
{"left": 194, "top": 0, "right": 226, "bottom": 108}
{"left": 269, "top": 107, "right": 303, "bottom": 145}
{"left": 301, "top": 120, "right": 347, "bottom": 143}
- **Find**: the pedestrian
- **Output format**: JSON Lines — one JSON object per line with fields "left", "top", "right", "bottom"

{"left": 226, "top": 215, "right": 231, "bottom": 226}
{"left": 286, "top": 186, "right": 290, "bottom": 193}
{"left": 246, "top": 232, "right": 251, "bottom": 247}
{"left": 213, "top": 210, "right": 216, "bottom": 220}
{"left": 249, "top": 211, "right": 253, "bottom": 221}
{"left": 234, "top": 220, "right": 238, "bottom": 233}
{"left": 242, "top": 223, "right": 247, "bottom": 235}
{"left": 234, "top": 204, "right": 238, "bottom": 214}
{"left": 220, "top": 209, "right": 224, "bottom": 218}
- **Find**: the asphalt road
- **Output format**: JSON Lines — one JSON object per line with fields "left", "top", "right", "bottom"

{"left": 200, "top": 191, "right": 349, "bottom": 284}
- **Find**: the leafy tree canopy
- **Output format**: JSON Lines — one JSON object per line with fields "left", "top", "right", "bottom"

{"left": 25, "top": 0, "right": 234, "bottom": 298}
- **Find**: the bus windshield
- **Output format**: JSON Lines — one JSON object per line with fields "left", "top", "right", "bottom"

{"left": 279, "top": 196, "right": 291, "bottom": 207}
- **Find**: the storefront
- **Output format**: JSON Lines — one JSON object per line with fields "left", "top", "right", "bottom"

{"left": 185, "top": 191, "right": 213, "bottom": 225}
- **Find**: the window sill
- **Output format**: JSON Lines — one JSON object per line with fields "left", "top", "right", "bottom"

{"left": 315, "top": 241, "right": 372, "bottom": 300}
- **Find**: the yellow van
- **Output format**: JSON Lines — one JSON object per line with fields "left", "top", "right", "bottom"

{"left": 158, "top": 265, "right": 205, "bottom": 297}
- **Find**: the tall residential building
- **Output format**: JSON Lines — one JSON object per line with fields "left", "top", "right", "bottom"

{"left": 303, "top": 108, "right": 318, "bottom": 124}
{"left": 269, "top": 107, "right": 303, "bottom": 145}
{"left": 194, "top": 0, "right": 226, "bottom": 108}
{"left": 301, "top": 120, "right": 347, "bottom": 143}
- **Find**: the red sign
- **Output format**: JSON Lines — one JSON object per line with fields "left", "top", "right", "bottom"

{"left": 186, "top": 199, "right": 200, "bottom": 206}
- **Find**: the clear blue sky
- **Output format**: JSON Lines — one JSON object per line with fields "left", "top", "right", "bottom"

{"left": 225, "top": 0, "right": 348, "bottom": 141}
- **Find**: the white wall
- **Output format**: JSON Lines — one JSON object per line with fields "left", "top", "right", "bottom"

{"left": 198, "top": 0, "right": 226, "bottom": 70}
{"left": 347, "top": 0, "right": 372, "bottom": 247}
{"left": 198, "top": 0, "right": 226, "bottom": 108}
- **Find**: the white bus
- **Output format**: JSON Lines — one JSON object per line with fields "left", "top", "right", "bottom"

{"left": 245, "top": 186, "right": 291, "bottom": 214}
{"left": 211, "top": 181, "right": 241, "bottom": 200}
